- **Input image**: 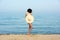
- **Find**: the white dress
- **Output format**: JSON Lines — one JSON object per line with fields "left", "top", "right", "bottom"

{"left": 25, "top": 12, "right": 34, "bottom": 23}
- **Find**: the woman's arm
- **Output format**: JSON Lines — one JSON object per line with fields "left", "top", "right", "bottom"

{"left": 25, "top": 14, "right": 27, "bottom": 17}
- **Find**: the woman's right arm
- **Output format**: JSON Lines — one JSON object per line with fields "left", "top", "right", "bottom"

{"left": 25, "top": 14, "right": 27, "bottom": 17}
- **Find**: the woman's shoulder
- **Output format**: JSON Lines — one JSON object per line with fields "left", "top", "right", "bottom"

{"left": 26, "top": 12, "right": 32, "bottom": 16}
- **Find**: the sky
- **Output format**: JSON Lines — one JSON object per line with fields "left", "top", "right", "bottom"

{"left": 0, "top": 0, "right": 60, "bottom": 13}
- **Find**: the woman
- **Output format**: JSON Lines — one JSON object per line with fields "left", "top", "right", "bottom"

{"left": 25, "top": 8, "right": 34, "bottom": 35}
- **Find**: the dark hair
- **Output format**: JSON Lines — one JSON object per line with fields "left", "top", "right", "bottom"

{"left": 27, "top": 8, "right": 32, "bottom": 13}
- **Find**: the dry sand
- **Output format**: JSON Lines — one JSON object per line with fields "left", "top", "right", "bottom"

{"left": 0, "top": 34, "right": 60, "bottom": 40}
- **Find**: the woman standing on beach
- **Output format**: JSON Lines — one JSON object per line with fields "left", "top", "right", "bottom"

{"left": 25, "top": 8, "right": 34, "bottom": 35}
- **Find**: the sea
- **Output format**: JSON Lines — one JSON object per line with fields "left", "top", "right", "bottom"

{"left": 0, "top": 12, "right": 60, "bottom": 34}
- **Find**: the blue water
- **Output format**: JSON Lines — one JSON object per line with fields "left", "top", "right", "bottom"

{"left": 0, "top": 12, "right": 60, "bottom": 34}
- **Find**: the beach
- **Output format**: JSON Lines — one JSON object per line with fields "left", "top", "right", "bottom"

{"left": 0, "top": 34, "right": 60, "bottom": 40}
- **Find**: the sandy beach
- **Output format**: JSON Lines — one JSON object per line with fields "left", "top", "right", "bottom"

{"left": 0, "top": 34, "right": 60, "bottom": 40}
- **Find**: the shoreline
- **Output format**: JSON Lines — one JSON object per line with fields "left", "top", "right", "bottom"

{"left": 0, "top": 33, "right": 60, "bottom": 35}
{"left": 0, "top": 34, "right": 60, "bottom": 40}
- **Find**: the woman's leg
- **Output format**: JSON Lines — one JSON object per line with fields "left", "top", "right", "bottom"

{"left": 28, "top": 23, "right": 32, "bottom": 34}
